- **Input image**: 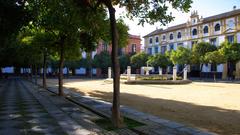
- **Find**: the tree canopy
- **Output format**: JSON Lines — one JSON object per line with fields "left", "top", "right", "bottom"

{"left": 131, "top": 52, "right": 149, "bottom": 69}
{"left": 170, "top": 46, "right": 192, "bottom": 65}
{"left": 147, "top": 54, "right": 171, "bottom": 68}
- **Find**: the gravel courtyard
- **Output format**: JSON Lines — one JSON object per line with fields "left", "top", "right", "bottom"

{"left": 42, "top": 79, "right": 240, "bottom": 135}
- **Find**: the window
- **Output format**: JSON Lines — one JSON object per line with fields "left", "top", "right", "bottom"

{"left": 203, "top": 26, "right": 208, "bottom": 34}
{"left": 149, "top": 38, "right": 153, "bottom": 44}
{"left": 155, "top": 36, "right": 159, "bottom": 43}
{"left": 177, "top": 32, "right": 182, "bottom": 39}
{"left": 169, "top": 44, "right": 174, "bottom": 50}
{"left": 131, "top": 44, "right": 136, "bottom": 53}
{"left": 210, "top": 38, "right": 217, "bottom": 46}
{"left": 162, "top": 35, "right": 166, "bottom": 40}
{"left": 161, "top": 46, "right": 167, "bottom": 54}
{"left": 118, "top": 48, "right": 123, "bottom": 56}
{"left": 192, "top": 29, "right": 197, "bottom": 36}
{"left": 211, "top": 64, "right": 217, "bottom": 72}
{"left": 102, "top": 43, "right": 108, "bottom": 51}
{"left": 148, "top": 48, "right": 152, "bottom": 55}
{"left": 154, "top": 46, "right": 159, "bottom": 54}
{"left": 227, "top": 20, "right": 234, "bottom": 29}
{"left": 227, "top": 35, "right": 234, "bottom": 43}
{"left": 169, "top": 34, "right": 174, "bottom": 40}
{"left": 215, "top": 23, "right": 220, "bottom": 31}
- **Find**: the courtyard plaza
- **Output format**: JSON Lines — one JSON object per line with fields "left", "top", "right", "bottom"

{"left": 38, "top": 78, "right": 240, "bottom": 135}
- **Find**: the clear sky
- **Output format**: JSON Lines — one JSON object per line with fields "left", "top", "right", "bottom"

{"left": 115, "top": 0, "right": 240, "bottom": 42}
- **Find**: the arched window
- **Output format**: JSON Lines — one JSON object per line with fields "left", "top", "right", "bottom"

{"left": 155, "top": 36, "right": 159, "bottom": 43}
{"left": 149, "top": 38, "right": 152, "bottom": 44}
{"left": 177, "top": 32, "right": 181, "bottom": 39}
{"left": 162, "top": 35, "right": 166, "bottom": 40}
{"left": 169, "top": 34, "right": 174, "bottom": 40}
{"left": 203, "top": 26, "right": 208, "bottom": 34}
{"left": 215, "top": 23, "right": 220, "bottom": 31}
{"left": 192, "top": 29, "right": 198, "bottom": 36}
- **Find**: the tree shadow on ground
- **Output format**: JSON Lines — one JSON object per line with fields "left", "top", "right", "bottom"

{"left": 85, "top": 90, "right": 240, "bottom": 135}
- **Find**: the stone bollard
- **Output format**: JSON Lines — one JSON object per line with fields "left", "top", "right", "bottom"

{"left": 184, "top": 67, "right": 188, "bottom": 80}
{"left": 108, "top": 67, "right": 111, "bottom": 79}
{"left": 127, "top": 66, "right": 131, "bottom": 81}
{"left": 173, "top": 66, "right": 177, "bottom": 81}
{"left": 159, "top": 67, "right": 162, "bottom": 75}
{"left": 140, "top": 67, "right": 144, "bottom": 75}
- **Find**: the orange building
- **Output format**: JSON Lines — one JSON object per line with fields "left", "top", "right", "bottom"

{"left": 95, "top": 34, "right": 141, "bottom": 77}
{"left": 96, "top": 34, "right": 141, "bottom": 55}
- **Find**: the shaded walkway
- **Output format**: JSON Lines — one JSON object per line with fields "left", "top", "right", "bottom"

{"left": 0, "top": 78, "right": 113, "bottom": 135}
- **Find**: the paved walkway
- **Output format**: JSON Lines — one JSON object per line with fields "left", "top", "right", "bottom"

{"left": 40, "top": 80, "right": 217, "bottom": 135}
{"left": 0, "top": 78, "right": 117, "bottom": 135}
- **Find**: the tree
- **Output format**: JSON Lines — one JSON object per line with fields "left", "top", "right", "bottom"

{"left": 219, "top": 42, "right": 240, "bottom": 79}
{"left": 26, "top": 0, "right": 110, "bottom": 96}
{"left": 170, "top": 46, "right": 192, "bottom": 65}
{"left": 131, "top": 52, "right": 149, "bottom": 69}
{"left": 0, "top": 0, "right": 32, "bottom": 72}
{"left": 93, "top": 51, "right": 111, "bottom": 75}
{"left": 192, "top": 42, "right": 217, "bottom": 78}
{"left": 147, "top": 54, "right": 171, "bottom": 69}
{"left": 204, "top": 50, "right": 226, "bottom": 81}
{"left": 119, "top": 54, "right": 131, "bottom": 74}
{"left": 53, "top": 0, "right": 191, "bottom": 127}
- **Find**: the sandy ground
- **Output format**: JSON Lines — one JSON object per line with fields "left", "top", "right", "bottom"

{"left": 41, "top": 79, "right": 240, "bottom": 135}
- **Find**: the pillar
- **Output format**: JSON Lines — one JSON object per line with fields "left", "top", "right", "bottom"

{"left": 184, "top": 67, "right": 188, "bottom": 80}
{"left": 173, "top": 66, "right": 177, "bottom": 81}
{"left": 159, "top": 67, "right": 162, "bottom": 75}
{"left": 127, "top": 66, "right": 131, "bottom": 81}
{"left": 108, "top": 67, "right": 111, "bottom": 79}
{"left": 222, "top": 63, "right": 228, "bottom": 80}
{"left": 235, "top": 61, "right": 240, "bottom": 79}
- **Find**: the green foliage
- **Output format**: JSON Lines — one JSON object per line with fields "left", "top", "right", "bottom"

{"left": 219, "top": 42, "right": 240, "bottom": 63}
{"left": 204, "top": 50, "right": 226, "bottom": 66}
{"left": 0, "top": 0, "right": 32, "bottom": 45}
{"left": 117, "top": 19, "right": 129, "bottom": 48}
{"left": 130, "top": 52, "right": 149, "bottom": 68}
{"left": 147, "top": 54, "right": 171, "bottom": 68}
{"left": 192, "top": 42, "right": 217, "bottom": 64}
{"left": 119, "top": 55, "right": 131, "bottom": 73}
{"left": 93, "top": 51, "right": 111, "bottom": 72}
{"left": 170, "top": 46, "right": 192, "bottom": 65}
{"left": 117, "top": 0, "right": 192, "bottom": 25}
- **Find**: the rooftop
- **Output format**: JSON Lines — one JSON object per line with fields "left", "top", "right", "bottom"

{"left": 143, "top": 8, "right": 240, "bottom": 38}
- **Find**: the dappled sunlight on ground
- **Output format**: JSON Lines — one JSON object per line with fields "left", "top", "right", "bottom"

{"left": 39, "top": 78, "right": 240, "bottom": 134}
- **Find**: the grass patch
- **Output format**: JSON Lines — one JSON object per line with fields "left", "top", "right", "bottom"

{"left": 94, "top": 117, "right": 144, "bottom": 131}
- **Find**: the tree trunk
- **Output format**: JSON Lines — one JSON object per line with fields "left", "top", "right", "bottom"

{"left": 87, "top": 52, "right": 93, "bottom": 78}
{"left": 200, "top": 64, "right": 203, "bottom": 80}
{"left": 214, "top": 72, "right": 216, "bottom": 82}
{"left": 43, "top": 51, "right": 47, "bottom": 89}
{"left": 35, "top": 65, "right": 37, "bottom": 85}
{"left": 30, "top": 65, "right": 33, "bottom": 82}
{"left": 107, "top": 3, "right": 123, "bottom": 128}
{"left": 58, "top": 37, "right": 65, "bottom": 96}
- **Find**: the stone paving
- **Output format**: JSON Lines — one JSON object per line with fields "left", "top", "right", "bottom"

{"left": 0, "top": 79, "right": 68, "bottom": 135}
{"left": 42, "top": 83, "right": 218, "bottom": 135}
{"left": 0, "top": 78, "right": 120, "bottom": 135}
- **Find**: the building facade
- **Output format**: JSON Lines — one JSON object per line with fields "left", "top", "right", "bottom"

{"left": 143, "top": 8, "right": 240, "bottom": 79}
{"left": 96, "top": 34, "right": 141, "bottom": 55}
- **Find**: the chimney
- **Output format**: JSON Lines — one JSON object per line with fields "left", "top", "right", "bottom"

{"left": 233, "top": 6, "right": 237, "bottom": 10}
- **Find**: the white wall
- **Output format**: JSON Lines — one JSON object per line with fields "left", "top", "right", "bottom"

{"left": 2, "top": 67, "right": 14, "bottom": 73}
{"left": 237, "top": 32, "right": 240, "bottom": 43}
{"left": 217, "top": 64, "right": 223, "bottom": 72}
{"left": 218, "top": 35, "right": 225, "bottom": 46}
{"left": 75, "top": 68, "right": 86, "bottom": 75}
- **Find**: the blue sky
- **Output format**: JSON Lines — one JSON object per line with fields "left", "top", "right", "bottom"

{"left": 116, "top": 0, "right": 240, "bottom": 40}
